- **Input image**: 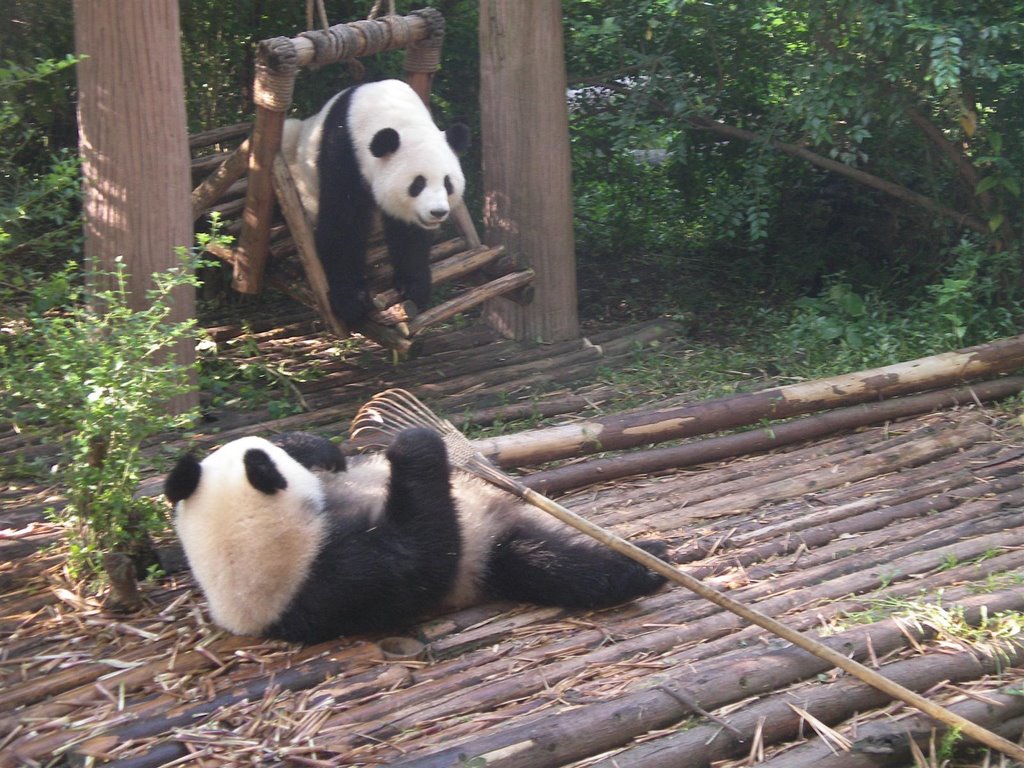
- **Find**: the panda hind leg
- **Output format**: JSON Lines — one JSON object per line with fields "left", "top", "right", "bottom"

{"left": 488, "top": 529, "right": 669, "bottom": 609}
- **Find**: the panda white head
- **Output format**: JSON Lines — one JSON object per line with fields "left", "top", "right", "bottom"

{"left": 164, "top": 436, "right": 328, "bottom": 636}
{"left": 349, "top": 79, "right": 470, "bottom": 231}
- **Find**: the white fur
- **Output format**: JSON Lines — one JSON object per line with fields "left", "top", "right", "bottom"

{"left": 281, "top": 80, "right": 465, "bottom": 228}
{"left": 172, "top": 437, "right": 327, "bottom": 636}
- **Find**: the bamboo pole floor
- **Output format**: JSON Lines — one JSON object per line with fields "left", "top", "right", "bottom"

{"left": 2, "top": 309, "right": 1023, "bottom": 767}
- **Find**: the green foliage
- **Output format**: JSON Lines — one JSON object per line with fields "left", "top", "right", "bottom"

{"left": 564, "top": 0, "right": 1024, "bottom": 315}
{"left": 779, "top": 238, "right": 1023, "bottom": 375}
{"left": 0, "top": 254, "right": 203, "bottom": 576}
{"left": 0, "top": 56, "right": 83, "bottom": 288}
{"left": 197, "top": 330, "right": 314, "bottom": 419}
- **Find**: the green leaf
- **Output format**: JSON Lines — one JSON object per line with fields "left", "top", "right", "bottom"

{"left": 974, "top": 175, "right": 1000, "bottom": 195}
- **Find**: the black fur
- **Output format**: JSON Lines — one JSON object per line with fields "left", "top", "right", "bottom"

{"left": 267, "top": 429, "right": 462, "bottom": 643}
{"left": 488, "top": 535, "right": 667, "bottom": 609}
{"left": 445, "top": 123, "right": 471, "bottom": 153}
{"left": 244, "top": 449, "right": 289, "bottom": 495}
{"left": 369, "top": 127, "right": 400, "bottom": 157}
{"left": 164, "top": 453, "right": 201, "bottom": 504}
{"left": 315, "top": 87, "right": 377, "bottom": 324}
{"left": 383, "top": 215, "right": 434, "bottom": 312}
{"left": 271, "top": 432, "right": 346, "bottom": 473}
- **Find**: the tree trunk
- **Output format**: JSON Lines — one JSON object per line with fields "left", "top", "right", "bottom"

{"left": 478, "top": 0, "right": 579, "bottom": 342}
{"left": 75, "top": 0, "right": 197, "bottom": 414}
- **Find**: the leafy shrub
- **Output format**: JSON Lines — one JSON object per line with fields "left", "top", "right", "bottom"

{"left": 1, "top": 253, "right": 204, "bottom": 603}
{"left": 780, "top": 239, "right": 1024, "bottom": 376}
{"left": 0, "top": 56, "right": 82, "bottom": 287}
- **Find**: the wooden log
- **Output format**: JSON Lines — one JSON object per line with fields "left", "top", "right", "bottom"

{"left": 407, "top": 269, "right": 535, "bottom": 335}
{"left": 476, "top": 334, "right": 1024, "bottom": 468}
{"left": 350, "top": 317, "right": 414, "bottom": 354}
{"left": 371, "top": 245, "right": 507, "bottom": 306}
{"left": 681, "top": 471, "right": 1024, "bottom": 572}
{"left": 0, "top": 634, "right": 255, "bottom": 735}
{"left": 655, "top": 420, "right": 990, "bottom": 520}
{"left": 188, "top": 121, "right": 251, "bottom": 150}
{"left": 191, "top": 138, "right": 250, "bottom": 221}
{"left": 232, "top": 104, "right": 285, "bottom": 294}
{"left": 271, "top": 153, "right": 346, "bottom": 337}
{"left": 523, "top": 376, "right": 1024, "bottom": 495}
{"left": 586, "top": 647, "right": 1024, "bottom": 768}
{"left": 15, "top": 643, "right": 381, "bottom": 767}
{"left": 288, "top": 12, "right": 434, "bottom": 69}
{"left": 761, "top": 685, "right": 1024, "bottom": 768}
{"left": 379, "top": 594, "right": 1024, "bottom": 768}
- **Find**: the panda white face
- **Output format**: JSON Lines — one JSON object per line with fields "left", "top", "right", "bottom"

{"left": 167, "top": 436, "right": 328, "bottom": 636}
{"left": 349, "top": 80, "right": 468, "bottom": 230}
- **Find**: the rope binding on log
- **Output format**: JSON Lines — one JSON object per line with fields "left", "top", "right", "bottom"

{"left": 252, "top": 37, "right": 298, "bottom": 112}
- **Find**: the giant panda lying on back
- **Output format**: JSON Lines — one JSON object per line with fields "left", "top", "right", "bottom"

{"left": 281, "top": 79, "right": 470, "bottom": 325}
{"left": 165, "top": 429, "right": 667, "bottom": 644}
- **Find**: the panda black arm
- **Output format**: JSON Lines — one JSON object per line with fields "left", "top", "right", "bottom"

{"left": 383, "top": 215, "right": 434, "bottom": 313}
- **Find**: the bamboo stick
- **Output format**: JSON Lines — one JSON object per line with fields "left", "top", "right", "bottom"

{"left": 370, "top": 245, "right": 508, "bottom": 307}
{"left": 523, "top": 377, "right": 1024, "bottom": 495}
{"left": 188, "top": 121, "right": 251, "bottom": 150}
{"left": 476, "top": 334, "right": 1024, "bottom": 468}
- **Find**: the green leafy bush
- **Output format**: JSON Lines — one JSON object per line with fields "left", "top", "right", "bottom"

{"left": 1, "top": 253, "right": 204, "bottom": 600}
{"left": 0, "top": 56, "right": 82, "bottom": 286}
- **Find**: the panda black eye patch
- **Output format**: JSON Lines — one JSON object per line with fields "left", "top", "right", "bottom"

{"left": 444, "top": 175, "right": 454, "bottom": 196}
{"left": 408, "top": 175, "right": 426, "bottom": 197}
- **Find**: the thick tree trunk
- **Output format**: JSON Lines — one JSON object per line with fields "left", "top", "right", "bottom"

{"left": 479, "top": 0, "right": 579, "bottom": 342}
{"left": 74, "top": 0, "right": 197, "bottom": 414}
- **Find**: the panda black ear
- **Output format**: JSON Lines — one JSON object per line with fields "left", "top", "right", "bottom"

{"left": 445, "top": 123, "right": 471, "bottom": 154}
{"left": 165, "top": 453, "right": 201, "bottom": 504}
{"left": 244, "top": 448, "right": 289, "bottom": 495}
{"left": 370, "top": 128, "right": 400, "bottom": 158}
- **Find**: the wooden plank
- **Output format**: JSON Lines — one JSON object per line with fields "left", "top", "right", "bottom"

{"left": 408, "top": 269, "right": 534, "bottom": 335}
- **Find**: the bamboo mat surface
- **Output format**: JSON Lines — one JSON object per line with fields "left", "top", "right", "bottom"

{"left": 2, "top": 311, "right": 1023, "bottom": 767}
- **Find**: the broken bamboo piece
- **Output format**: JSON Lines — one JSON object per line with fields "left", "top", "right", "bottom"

{"left": 476, "top": 333, "right": 1024, "bottom": 469}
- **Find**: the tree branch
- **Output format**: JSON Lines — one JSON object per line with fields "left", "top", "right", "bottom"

{"left": 686, "top": 115, "right": 989, "bottom": 234}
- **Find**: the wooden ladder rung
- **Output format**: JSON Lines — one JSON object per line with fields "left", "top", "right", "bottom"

{"left": 407, "top": 269, "right": 535, "bottom": 335}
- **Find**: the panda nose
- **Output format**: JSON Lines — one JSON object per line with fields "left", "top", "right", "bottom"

{"left": 430, "top": 208, "right": 449, "bottom": 221}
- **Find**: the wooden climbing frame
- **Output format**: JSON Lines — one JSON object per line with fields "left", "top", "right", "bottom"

{"left": 190, "top": 8, "right": 534, "bottom": 353}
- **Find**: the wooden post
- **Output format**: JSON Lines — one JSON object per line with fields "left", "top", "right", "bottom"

{"left": 232, "top": 37, "right": 297, "bottom": 294}
{"left": 74, "top": 0, "right": 197, "bottom": 414}
{"left": 479, "top": 0, "right": 579, "bottom": 342}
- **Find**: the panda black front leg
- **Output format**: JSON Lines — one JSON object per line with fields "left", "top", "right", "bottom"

{"left": 488, "top": 532, "right": 669, "bottom": 609}
{"left": 383, "top": 215, "right": 434, "bottom": 314}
